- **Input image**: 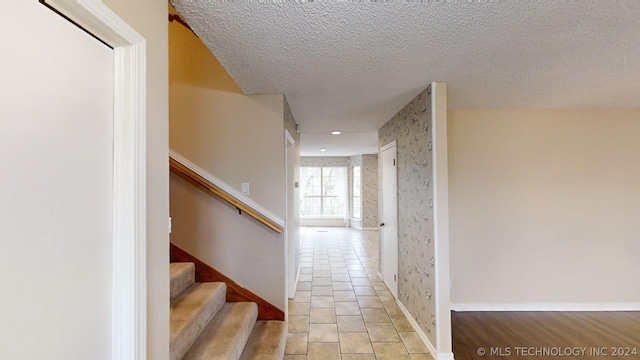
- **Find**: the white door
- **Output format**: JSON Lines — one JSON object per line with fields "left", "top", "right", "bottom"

{"left": 0, "top": 2, "right": 114, "bottom": 359}
{"left": 380, "top": 141, "right": 399, "bottom": 299}
{"left": 286, "top": 131, "right": 299, "bottom": 298}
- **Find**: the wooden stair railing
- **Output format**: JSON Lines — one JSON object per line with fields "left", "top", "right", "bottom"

{"left": 169, "top": 156, "right": 284, "bottom": 234}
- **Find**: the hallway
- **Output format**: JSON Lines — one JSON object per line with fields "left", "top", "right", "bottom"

{"left": 285, "top": 227, "right": 433, "bottom": 360}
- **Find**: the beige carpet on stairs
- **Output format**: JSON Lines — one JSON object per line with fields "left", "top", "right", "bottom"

{"left": 170, "top": 262, "right": 287, "bottom": 360}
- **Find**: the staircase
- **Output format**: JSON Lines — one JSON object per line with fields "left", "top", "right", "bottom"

{"left": 170, "top": 262, "right": 287, "bottom": 360}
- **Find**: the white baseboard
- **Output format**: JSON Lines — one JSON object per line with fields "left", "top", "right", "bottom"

{"left": 296, "top": 264, "right": 302, "bottom": 284}
{"left": 437, "top": 353, "right": 455, "bottom": 360}
{"left": 361, "top": 227, "right": 379, "bottom": 231}
{"left": 397, "top": 300, "right": 455, "bottom": 360}
{"left": 451, "top": 303, "right": 640, "bottom": 312}
{"left": 300, "top": 218, "right": 346, "bottom": 227}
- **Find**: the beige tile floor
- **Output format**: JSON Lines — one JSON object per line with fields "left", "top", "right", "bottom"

{"left": 285, "top": 227, "right": 434, "bottom": 360}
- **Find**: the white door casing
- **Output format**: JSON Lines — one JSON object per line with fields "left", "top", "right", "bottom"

{"left": 39, "top": 1, "right": 147, "bottom": 360}
{"left": 285, "top": 130, "right": 299, "bottom": 299}
{"left": 380, "top": 141, "right": 399, "bottom": 299}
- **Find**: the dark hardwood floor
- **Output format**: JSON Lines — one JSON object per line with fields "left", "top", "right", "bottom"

{"left": 452, "top": 311, "right": 640, "bottom": 360}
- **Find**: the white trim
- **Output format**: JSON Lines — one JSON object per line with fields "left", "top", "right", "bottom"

{"left": 300, "top": 218, "right": 347, "bottom": 227}
{"left": 285, "top": 129, "right": 296, "bottom": 299}
{"left": 349, "top": 217, "right": 362, "bottom": 229}
{"left": 451, "top": 303, "right": 640, "bottom": 312}
{"left": 361, "top": 227, "right": 379, "bottom": 231}
{"left": 296, "top": 264, "right": 302, "bottom": 286}
{"left": 43, "top": 1, "right": 147, "bottom": 360}
{"left": 397, "top": 300, "right": 455, "bottom": 360}
{"left": 380, "top": 140, "right": 397, "bottom": 152}
{"left": 379, "top": 140, "right": 398, "bottom": 299}
{"left": 431, "top": 82, "right": 453, "bottom": 357}
{"left": 285, "top": 129, "right": 295, "bottom": 145}
{"left": 169, "top": 150, "right": 285, "bottom": 228}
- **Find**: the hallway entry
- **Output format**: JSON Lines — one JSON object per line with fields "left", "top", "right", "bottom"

{"left": 285, "top": 227, "right": 433, "bottom": 360}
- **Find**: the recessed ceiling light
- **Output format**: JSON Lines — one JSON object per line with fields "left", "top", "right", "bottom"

{"left": 320, "top": 149, "right": 326, "bottom": 152}
{"left": 331, "top": 131, "right": 341, "bottom": 135}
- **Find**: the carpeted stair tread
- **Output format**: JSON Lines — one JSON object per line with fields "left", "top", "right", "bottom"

{"left": 239, "top": 320, "right": 287, "bottom": 360}
{"left": 170, "top": 282, "right": 226, "bottom": 360}
{"left": 183, "top": 302, "right": 258, "bottom": 360}
{"left": 170, "top": 262, "right": 195, "bottom": 303}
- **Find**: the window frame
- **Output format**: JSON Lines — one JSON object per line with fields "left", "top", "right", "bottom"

{"left": 300, "top": 166, "right": 346, "bottom": 218}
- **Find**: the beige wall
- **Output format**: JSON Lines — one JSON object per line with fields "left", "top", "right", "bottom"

{"left": 170, "top": 173, "right": 286, "bottom": 308}
{"left": 449, "top": 109, "right": 640, "bottom": 307}
{"left": 169, "top": 11, "right": 285, "bottom": 218}
{"left": 168, "top": 11, "right": 287, "bottom": 309}
{"left": 104, "top": 0, "right": 170, "bottom": 357}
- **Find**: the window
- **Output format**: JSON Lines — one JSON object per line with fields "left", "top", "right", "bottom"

{"left": 352, "top": 166, "right": 361, "bottom": 219}
{"left": 300, "top": 166, "right": 347, "bottom": 217}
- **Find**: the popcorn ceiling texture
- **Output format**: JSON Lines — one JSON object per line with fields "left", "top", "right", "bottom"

{"left": 172, "top": 0, "right": 640, "bottom": 156}
{"left": 379, "top": 87, "right": 436, "bottom": 344}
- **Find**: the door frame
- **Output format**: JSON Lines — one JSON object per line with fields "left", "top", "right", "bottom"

{"left": 285, "top": 129, "right": 299, "bottom": 299}
{"left": 380, "top": 140, "right": 398, "bottom": 299}
{"left": 42, "top": 1, "right": 147, "bottom": 359}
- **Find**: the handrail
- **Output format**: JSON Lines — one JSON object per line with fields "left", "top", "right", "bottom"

{"left": 169, "top": 156, "right": 284, "bottom": 234}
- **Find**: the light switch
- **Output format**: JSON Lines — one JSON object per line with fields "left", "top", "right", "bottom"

{"left": 242, "top": 183, "right": 250, "bottom": 195}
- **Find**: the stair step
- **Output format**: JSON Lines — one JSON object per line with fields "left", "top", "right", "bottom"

{"left": 170, "top": 282, "right": 227, "bottom": 360}
{"left": 239, "top": 320, "right": 287, "bottom": 360}
{"left": 183, "top": 302, "right": 259, "bottom": 360}
{"left": 170, "top": 262, "right": 196, "bottom": 303}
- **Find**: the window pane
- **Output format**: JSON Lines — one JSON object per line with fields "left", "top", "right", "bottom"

{"left": 301, "top": 166, "right": 347, "bottom": 217}
{"left": 323, "top": 196, "right": 345, "bottom": 216}
{"left": 301, "top": 196, "right": 321, "bottom": 216}
{"left": 301, "top": 167, "right": 321, "bottom": 196}
{"left": 323, "top": 167, "right": 337, "bottom": 196}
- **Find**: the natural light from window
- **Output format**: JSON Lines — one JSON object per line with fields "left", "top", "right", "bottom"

{"left": 300, "top": 166, "right": 347, "bottom": 217}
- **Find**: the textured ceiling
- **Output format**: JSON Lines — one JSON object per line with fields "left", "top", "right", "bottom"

{"left": 172, "top": 0, "right": 640, "bottom": 157}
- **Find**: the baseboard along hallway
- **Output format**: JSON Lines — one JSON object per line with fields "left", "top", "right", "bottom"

{"left": 285, "top": 227, "right": 434, "bottom": 360}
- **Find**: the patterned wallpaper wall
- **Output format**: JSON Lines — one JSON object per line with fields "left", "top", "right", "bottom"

{"left": 378, "top": 86, "right": 436, "bottom": 344}
{"left": 361, "top": 154, "right": 379, "bottom": 229}
{"left": 300, "top": 156, "right": 349, "bottom": 167}
{"left": 348, "top": 155, "right": 362, "bottom": 167}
